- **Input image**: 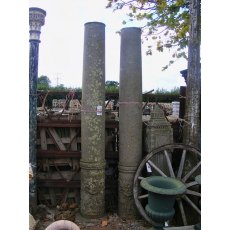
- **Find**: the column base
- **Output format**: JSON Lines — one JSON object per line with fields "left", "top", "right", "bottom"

{"left": 80, "top": 161, "right": 105, "bottom": 218}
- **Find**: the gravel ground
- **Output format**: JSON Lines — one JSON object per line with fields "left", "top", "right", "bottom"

{"left": 34, "top": 204, "right": 151, "bottom": 230}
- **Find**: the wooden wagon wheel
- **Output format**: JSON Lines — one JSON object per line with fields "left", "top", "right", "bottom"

{"left": 133, "top": 143, "right": 201, "bottom": 228}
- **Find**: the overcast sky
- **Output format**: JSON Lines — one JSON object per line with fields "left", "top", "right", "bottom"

{"left": 29, "top": 0, "right": 187, "bottom": 91}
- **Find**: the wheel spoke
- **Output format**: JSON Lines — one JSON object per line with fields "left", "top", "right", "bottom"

{"left": 186, "top": 181, "right": 198, "bottom": 188}
{"left": 147, "top": 160, "right": 167, "bottom": 177}
{"left": 182, "top": 195, "right": 201, "bottom": 215}
{"left": 182, "top": 161, "right": 201, "bottom": 183}
{"left": 133, "top": 144, "right": 201, "bottom": 228}
{"left": 177, "top": 198, "right": 187, "bottom": 225}
{"left": 177, "top": 149, "right": 186, "bottom": 179}
{"left": 164, "top": 150, "right": 175, "bottom": 177}
{"left": 138, "top": 194, "right": 149, "bottom": 199}
{"left": 163, "top": 226, "right": 195, "bottom": 229}
{"left": 138, "top": 176, "right": 145, "bottom": 180}
{"left": 186, "top": 189, "right": 201, "bottom": 197}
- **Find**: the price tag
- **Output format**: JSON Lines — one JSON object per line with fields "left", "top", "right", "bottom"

{"left": 146, "top": 162, "right": 152, "bottom": 173}
{"left": 96, "top": 105, "right": 102, "bottom": 116}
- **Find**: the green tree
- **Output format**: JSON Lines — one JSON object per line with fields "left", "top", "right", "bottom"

{"left": 52, "top": 84, "right": 66, "bottom": 91}
{"left": 105, "top": 80, "right": 119, "bottom": 93}
{"left": 107, "top": 0, "right": 201, "bottom": 148}
{"left": 37, "top": 75, "right": 51, "bottom": 90}
{"left": 106, "top": 0, "right": 190, "bottom": 70}
{"left": 154, "top": 86, "right": 179, "bottom": 95}
{"left": 170, "top": 86, "right": 180, "bottom": 94}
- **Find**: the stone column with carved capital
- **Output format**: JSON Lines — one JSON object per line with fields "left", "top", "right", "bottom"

{"left": 118, "top": 27, "right": 142, "bottom": 218}
{"left": 29, "top": 7, "right": 46, "bottom": 213}
{"left": 80, "top": 22, "right": 106, "bottom": 218}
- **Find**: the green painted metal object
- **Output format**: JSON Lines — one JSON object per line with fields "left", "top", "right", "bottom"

{"left": 195, "top": 175, "right": 201, "bottom": 185}
{"left": 141, "top": 176, "right": 186, "bottom": 230}
{"left": 194, "top": 223, "right": 201, "bottom": 230}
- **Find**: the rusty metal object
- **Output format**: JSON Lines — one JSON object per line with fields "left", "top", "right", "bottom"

{"left": 36, "top": 88, "right": 119, "bottom": 208}
{"left": 45, "top": 220, "right": 80, "bottom": 230}
{"left": 37, "top": 115, "right": 118, "bottom": 207}
{"left": 134, "top": 143, "right": 201, "bottom": 228}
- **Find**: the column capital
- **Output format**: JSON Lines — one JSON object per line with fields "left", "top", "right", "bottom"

{"left": 29, "top": 7, "right": 46, "bottom": 42}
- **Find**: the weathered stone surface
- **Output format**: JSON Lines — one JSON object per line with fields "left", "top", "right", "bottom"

{"left": 145, "top": 104, "right": 173, "bottom": 176}
{"left": 81, "top": 22, "right": 106, "bottom": 218}
{"left": 118, "top": 27, "right": 142, "bottom": 218}
{"left": 29, "top": 213, "right": 37, "bottom": 230}
{"left": 118, "top": 169, "right": 139, "bottom": 218}
{"left": 145, "top": 104, "right": 173, "bottom": 152}
{"left": 183, "top": 0, "right": 201, "bottom": 149}
{"left": 80, "top": 166, "right": 105, "bottom": 218}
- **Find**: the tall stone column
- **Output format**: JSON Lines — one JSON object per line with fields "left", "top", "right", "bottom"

{"left": 118, "top": 27, "right": 142, "bottom": 218}
{"left": 80, "top": 22, "right": 106, "bottom": 218}
{"left": 29, "top": 7, "right": 46, "bottom": 213}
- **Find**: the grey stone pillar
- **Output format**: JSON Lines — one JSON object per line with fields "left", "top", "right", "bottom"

{"left": 118, "top": 27, "right": 142, "bottom": 218}
{"left": 80, "top": 22, "right": 106, "bottom": 218}
{"left": 29, "top": 7, "right": 46, "bottom": 213}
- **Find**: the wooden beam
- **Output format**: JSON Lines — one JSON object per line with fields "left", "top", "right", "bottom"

{"left": 40, "top": 128, "right": 47, "bottom": 149}
{"left": 38, "top": 122, "right": 81, "bottom": 128}
{"left": 48, "top": 128, "right": 66, "bottom": 150}
{"left": 37, "top": 137, "right": 71, "bottom": 145}
{"left": 38, "top": 179, "right": 117, "bottom": 188}
{"left": 37, "top": 120, "right": 118, "bottom": 128}
{"left": 37, "top": 171, "right": 80, "bottom": 180}
{"left": 37, "top": 150, "right": 118, "bottom": 159}
{"left": 37, "top": 179, "right": 80, "bottom": 188}
{"left": 37, "top": 150, "right": 81, "bottom": 158}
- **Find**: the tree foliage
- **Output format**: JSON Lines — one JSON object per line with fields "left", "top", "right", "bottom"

{"left": 105, "top": 80, "right": 119, "bottom": 93}
{"left": 52, "top": 84, "right": 66, "bottom": 91}
{"left": 37, "top": 75, "right": 51, "bottom": 90}
{"left": 37, "top": 75, "right": 82, "bottom": 92}
{"left": 154, "top": 86, "right": 179, "bottom": 95}
{"left": 106, "top": 0, "right": 191, "bottom": 70}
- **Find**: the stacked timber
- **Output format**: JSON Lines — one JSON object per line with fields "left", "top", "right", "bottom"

{"left": 36, "top": 114, "right": 119, "bottom": 209}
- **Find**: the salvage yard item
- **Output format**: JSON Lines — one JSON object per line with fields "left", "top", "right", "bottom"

{"left": 45, "top": 220, "right": 80, "bottom": 230}
{"left": 134, "top": 144, "right": 201, "bottom": 229}
{"left": 29, "top": 163, "right": 33, "bottom": 181}
{"left": 141, "top": 176, "right": 186, "bottom": 230}
{"left": 29, "top": 213, "right": 37, "bottom": 230}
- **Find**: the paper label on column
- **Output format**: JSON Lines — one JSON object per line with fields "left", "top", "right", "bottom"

{"left": 96, "top": 105, "right": 102, "bottom": 116}
{"left": 146, "top": 162, "right": 152, "bottom": 173}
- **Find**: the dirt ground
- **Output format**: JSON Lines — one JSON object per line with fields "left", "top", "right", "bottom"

{"left": 34, "top": 203, "right": 151, "bottom": 230}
